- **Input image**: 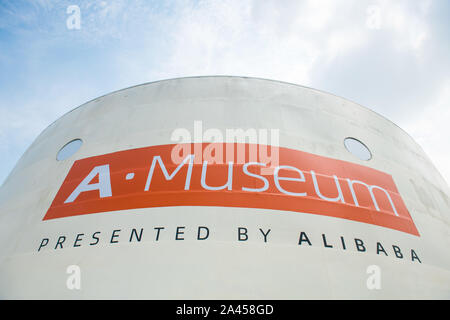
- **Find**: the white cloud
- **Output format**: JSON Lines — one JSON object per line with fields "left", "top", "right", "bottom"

{"left": 367, "top": 0, "right": 432, "bottom": 54}
{"left": 403, "top": 79, "right": 450, "bottom": 185}
{"left": 142, "top": 0, "right": 369, "bottom": 85}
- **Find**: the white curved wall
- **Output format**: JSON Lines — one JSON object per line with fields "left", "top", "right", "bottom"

{"left": 0, "top": 76, "right": 449, "bottom": 299}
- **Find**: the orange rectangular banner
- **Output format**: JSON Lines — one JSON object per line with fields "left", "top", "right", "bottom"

{"left": 44, "top": 143, "right": 419, "bottom": 236}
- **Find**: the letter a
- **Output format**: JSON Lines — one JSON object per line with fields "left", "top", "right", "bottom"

{"left": 66, "top": 5, "right": 81, "bottom": 30}
{"left": 366, "top": 265, "right": 381, "bottom": 290}
{"left": 66, "top": 265, "right": 81, "bottom": 290}
{"left": 65, "top": 165, "right": 112, "bottom": 203}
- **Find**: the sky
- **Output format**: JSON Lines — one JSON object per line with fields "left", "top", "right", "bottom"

{"left": 0, "top": 0, "right": 449, "bottom": 186}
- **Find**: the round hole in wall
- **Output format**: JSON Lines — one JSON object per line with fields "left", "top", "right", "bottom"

{"left": 57, "top": 139, "right": 83, "bottom": 161}
{"left": 344, "top": 137, "right": 371, "bottom": 161}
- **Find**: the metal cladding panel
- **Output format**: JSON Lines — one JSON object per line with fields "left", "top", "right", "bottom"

{"left": 0, "top": 76, "right": 449, "bottom": 299}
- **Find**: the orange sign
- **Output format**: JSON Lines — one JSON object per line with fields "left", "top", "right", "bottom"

{"left": 44, "top": 143, "right": 419, "bottom": 236}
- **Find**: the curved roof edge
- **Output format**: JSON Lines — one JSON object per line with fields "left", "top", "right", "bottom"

{"left": 33, "top": 75, "right": 433, "bottom": 170}
{"left": 41, "top": 76, "right": 412, "bottom": 139}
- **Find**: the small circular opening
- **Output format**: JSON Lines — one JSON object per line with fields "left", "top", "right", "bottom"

{"left": 344, "top": 137, "right": 371, "bottom": 161}
{"left": 57, "top": 139, "right": 83, "bottom": 161}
